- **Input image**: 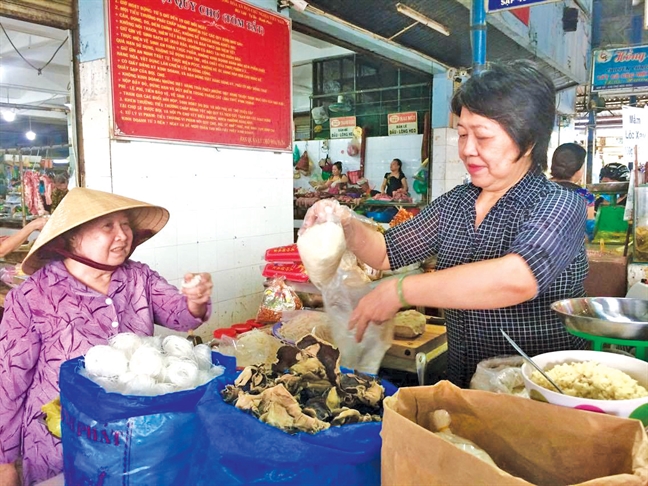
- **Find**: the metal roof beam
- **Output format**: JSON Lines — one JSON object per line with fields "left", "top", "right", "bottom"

{"left": 289, "top": 8, "right": 449, "bottom": 76}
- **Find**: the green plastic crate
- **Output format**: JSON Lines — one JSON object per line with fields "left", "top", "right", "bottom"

{"left": 593, "top": 205, "right": 629, "bottom": 244}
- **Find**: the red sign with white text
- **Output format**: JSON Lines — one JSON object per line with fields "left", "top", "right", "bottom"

{"left": 330, "top": 116, "right": 356, "bottom": 139}
{"left": 388, "top": 111, "right": 418, "bottom": 136}
{"left": 108, "top": 0, "right": 292, "bottom": 151}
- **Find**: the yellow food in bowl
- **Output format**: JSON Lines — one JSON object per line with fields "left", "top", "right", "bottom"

{"left": 531, "top": 361, "right": 648, "bottom": 400}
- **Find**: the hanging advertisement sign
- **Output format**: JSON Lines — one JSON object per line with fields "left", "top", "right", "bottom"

{"left": 621, "top": 106, "right": 648, "bottom": 221}
{"left": 330, "top": 116, "right": 356, "bottom": 139}
{"left": 486, "top": 0, "right": 560, "bottom": 13}
{"left": 388, "top": 112, "right": 418, "bottom": 136}
{"left": 622, "top": 106, "right": 648, "bottom": 164}
{"left": 592, "top": 46, "right": 648, "bottom": 93}
{"left": 107, "top": 0, "right": 292, "bottom": 151}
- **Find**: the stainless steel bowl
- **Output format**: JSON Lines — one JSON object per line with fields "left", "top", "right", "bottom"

{"left": 551, "top": 297, "right": 648, "bottom": 340}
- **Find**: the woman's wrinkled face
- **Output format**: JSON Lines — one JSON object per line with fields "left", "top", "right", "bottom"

{"left": 332, "top": 165, "right": 341, "bottom": 177}
{"left": 457, "top": 108, "right": 532, "bottom": 193}
{"left": 70, "top": 211, "right": 133, "bottom": 266}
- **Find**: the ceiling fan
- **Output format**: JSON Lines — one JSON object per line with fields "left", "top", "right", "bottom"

{"left": 327, "top": 95, "right": 353, "bottom": 113}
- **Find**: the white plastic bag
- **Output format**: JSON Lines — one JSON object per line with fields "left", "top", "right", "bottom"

{"left": 298, "top": 214, "right": 394, "bottom": 374}
{"left": 469, "top": 355, "right": 528, "bottom": 397}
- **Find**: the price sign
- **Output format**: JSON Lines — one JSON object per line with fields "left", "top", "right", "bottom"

{"left": 330, "top": 116, "right": 357, "bottom": 139}
{"left": 388, "top": 112, "right": 418, "bottom": 136}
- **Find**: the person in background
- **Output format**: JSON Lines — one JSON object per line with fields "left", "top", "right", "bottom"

{"left": 0, "top": 217, "right": 48, "bottom": 258}
{"left": 317, "top": 161, "right": 348, "bottom": 194}
{"left": 550, "top": 143, "right": 595, "bottom": 219}
{"left": 381, "top": 158, "right": 408, "bottom": 196}
{"left": 302, "top": 60, "right": 588, "bottom": 388}
{"left": 50, "top": 172, "right": 70, "bottom": 213}
{"left": 0, "top": 188, "right": 213, "bottom": 486}
{"left": 596, "top": 162, "right": 630, "bottom": 211}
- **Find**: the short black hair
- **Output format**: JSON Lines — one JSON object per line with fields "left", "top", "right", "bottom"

{"left": 451, "top": 60, "right": 556, "bottom": 172}
{"left": 551, "top": 143, "right": 586, "bottom": 180}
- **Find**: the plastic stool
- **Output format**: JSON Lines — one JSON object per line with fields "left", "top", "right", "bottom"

{"left": 566, "top": 328, "right": 648, "bottom": 361}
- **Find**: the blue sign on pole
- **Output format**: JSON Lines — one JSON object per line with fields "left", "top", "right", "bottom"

{"left": 592, "top": 46, "right": 648, "bottom": 92}
{"left": 486, "top": 0, "right": 560, "bottom": 13}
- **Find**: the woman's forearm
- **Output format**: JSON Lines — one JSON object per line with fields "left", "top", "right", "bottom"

{"left": 342, "top": 217, "right": 390, "bottom": 269}
{"left": 0, "top": 462, "right": 19, "bottom": 486}
{"left": 0, "top": 224, "right": 36, "bottom": 257}
{"left": 187, "top": 301, "right": 208, "bottom": 320}
{"left": 400, "top": 254, "right": 538, "bottom": 309}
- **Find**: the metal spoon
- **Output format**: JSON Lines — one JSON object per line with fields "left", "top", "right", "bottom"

{"left": 499, "top": 328, "right": 564, "bottom": 394}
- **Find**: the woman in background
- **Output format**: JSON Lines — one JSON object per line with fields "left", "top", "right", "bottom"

{"left": 550, "top": 143, "right": 595, "bottom": 220}
{"left": 381, "top": 159, "right": 408, "bottom": 196}
{"left": 50, "top": 172, "right": 69, "bottom": 213}
{"left": 317, "top": 161, "right": 348, "bottom": 194}
{"left": 596, "top": 162, "right": 630, "bottom": 210}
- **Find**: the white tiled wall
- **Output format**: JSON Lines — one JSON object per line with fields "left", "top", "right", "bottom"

{"left": 80, "top": 60, "right": 294, "bottom": 342}
{"left": 431, "top": 128, "right": 466, "bottom": 200}
{"left": 294, "top": 134, "right": 425, "bottom": 196}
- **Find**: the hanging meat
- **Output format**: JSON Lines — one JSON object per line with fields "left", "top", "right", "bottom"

{"left": 22, "top": 172, "right": 46, "bottom": 216}
{"left": 41, "top": 175, "right": 53, "bottom": 206}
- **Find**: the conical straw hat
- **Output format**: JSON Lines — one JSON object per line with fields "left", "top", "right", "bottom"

{"left": 22, "top": 188, "right": 169, "bottom": 275}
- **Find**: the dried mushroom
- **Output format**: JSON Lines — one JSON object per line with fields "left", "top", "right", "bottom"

{"left": 221, "top": 334, "right": 385, "bottom": 434}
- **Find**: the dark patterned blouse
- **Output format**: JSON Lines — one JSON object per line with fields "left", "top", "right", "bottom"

{"left": 385, "top": 170, "right": 588, "bottom": 387}
{"left": 0, "top": 260, "right": 209, "bottom": 485}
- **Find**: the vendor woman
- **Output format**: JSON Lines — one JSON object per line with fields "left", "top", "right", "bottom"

{"left": 302, "top": 60, "right": 587, "bottom": 388}
{"left": 0, "top": 188, "right": 213, "bottom": 485}
{"left": 381, "top": 158, "right": 408, "bottom": 196}
{"left": 317, "top": 161, "right": 348, "bottom": 194}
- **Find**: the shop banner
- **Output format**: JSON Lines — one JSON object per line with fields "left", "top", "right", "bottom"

{"left": 107, "top": 0, "right": 292, "bottom": 151}
{"left": 330, "top": 116, "right": 356, "bottom": 139}
{"left": 592, "top": 46, "right": 648, "bottom": 92}
{"left": 486, "top": 0, "right": 560, "bottom": 13}
{"left": 388, "top": 112, "right": 418, "bottom": 136}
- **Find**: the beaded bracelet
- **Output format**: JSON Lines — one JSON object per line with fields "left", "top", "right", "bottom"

{"left": 397, "top": 274, "right": 411, "bottom": 308}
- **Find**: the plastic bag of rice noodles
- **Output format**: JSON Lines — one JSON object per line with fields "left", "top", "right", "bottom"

{"left": 279, "top": 310, "right": 335, "bottom": 344}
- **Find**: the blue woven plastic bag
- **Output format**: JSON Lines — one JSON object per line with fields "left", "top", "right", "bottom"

{"left": 59, "top": 357, "right": 216, "bottom": 486}
{"left": 188, "top": 372, "right": 397, "bottom": 486}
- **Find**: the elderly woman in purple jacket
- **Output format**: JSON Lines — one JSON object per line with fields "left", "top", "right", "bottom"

{"left": 0, "top": 188, "right": 214, "bottom": 486}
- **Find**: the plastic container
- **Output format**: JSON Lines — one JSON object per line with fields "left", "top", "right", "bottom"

{"left": 213, "top": 328, "right": 237, "bottom": 340}
{"left": 626, "top": 280, "right": 648, "bottom": 300}
{"left": 246, "top": 319, "right": 265, "bottom": 328}
{"left": 593, "top": 205, "right": 628, "bottom": 244}
{"left": 366, "top": 207, "right": 398, "bottom": 223}
{"left": 231, "top": 323, "right": 253, "bottom": 334}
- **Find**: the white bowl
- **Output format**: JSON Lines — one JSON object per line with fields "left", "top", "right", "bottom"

{"left": 521, "top": 350, "right": 648, "bottom": 425}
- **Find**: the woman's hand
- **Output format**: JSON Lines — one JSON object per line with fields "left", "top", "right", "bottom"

{"left": 348, "top": 278, "right": 402, "bottom": 342}
{"left": 181, "top": 272, "right": 213, "bottom": 319}
{"left": 300, "top": 199, "right": 351, "bottom": 234}
{"left": 27, "top": 216, "right": 49, "bottom": 231}
{"left": 0, "top": 462, "right": 20, "bottom": 486}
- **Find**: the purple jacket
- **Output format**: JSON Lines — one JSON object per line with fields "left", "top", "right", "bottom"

{"left": 0, "top": 260, "right": 211, "bottom": 485}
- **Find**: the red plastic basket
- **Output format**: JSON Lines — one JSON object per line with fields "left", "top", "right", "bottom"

{"left": 347, "top": 170, "right": 361, "bottom": 184}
